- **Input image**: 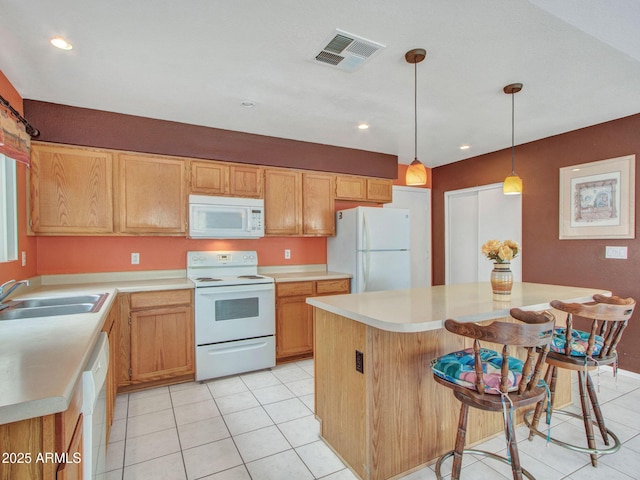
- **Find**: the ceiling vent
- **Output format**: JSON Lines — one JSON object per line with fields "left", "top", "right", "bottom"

{"left": 314, "top": 29, "right": 385, "bottom": 72}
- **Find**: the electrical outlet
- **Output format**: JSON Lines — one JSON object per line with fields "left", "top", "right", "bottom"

{"left": 131, "top": 252, "right": 140, "bottom": 265}
{"left": 355, "top": 350, "right": 364, "bottom": 373}
{"left": 605, "top": 246, "right": 628, "bottom": 259}
{"left": 21, "top": 251, "right": 26, "bottom": 267}
{"left": 284, "top": 249, "right": 291, "bottom": 260}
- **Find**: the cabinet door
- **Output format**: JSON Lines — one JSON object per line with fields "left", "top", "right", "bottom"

{"left": 118, "top": 153, "right": 187, "bottom": 234}
{"left": 56, "top": 415, "right": 82, "bottom": 480}
{"left": 30, "top": 143, "right": 114, "bottom": 234}
{"left": 276, "top": 296, "right": 313, "bottom": 359}
{"left": 303, "top": 173, "right": 335, "bottom": 236}
{"left": 190, "top": 160, "right": 228, "bottom": 195}
{"left": 229, "top": 165, "right": 263, "bottom": 198}
{"left": 130, "top": 305, "right": 194, "bottom": 382}
{"left": 335, "top": 175, "right": 366, "bottom": 201}
{"left": 103, "top": 303, "right": 118, "bottom": 442}
{"left": 367, "top": 178, "right": 393, "bottom": 202}
{"left": 264, "top": 168, "right": 302, "bottom": 235}
{"left": 117, "top": 294, "right": 131, "bottom": 388}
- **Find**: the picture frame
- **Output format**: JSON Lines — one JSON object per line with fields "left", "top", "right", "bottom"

{"left": 559, "top": 154, "right": 635, "bottom": 239}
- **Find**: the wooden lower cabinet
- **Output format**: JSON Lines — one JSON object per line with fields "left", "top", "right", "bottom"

{"left": 0, "top": 381, "right": 83, "bottom": 480}
{"left": 118, "top": 289, "right": 195, "bottom": 391}
{"left": 275, "top": 278, "right": 349, "bottom": 362}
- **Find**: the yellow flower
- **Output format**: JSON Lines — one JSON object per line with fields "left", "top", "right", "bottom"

{"left": 481, "top": 240, "right": 501, "bottom": 256}
{"left": 498, "top": 245, "right": 514, "bottom": 262}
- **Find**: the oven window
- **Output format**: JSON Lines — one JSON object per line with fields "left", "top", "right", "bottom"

{"left": 215, "top": 297, "right": 259, "bottom": 320}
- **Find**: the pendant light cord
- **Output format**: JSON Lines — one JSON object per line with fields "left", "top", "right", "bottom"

{"left": 511, "top": 90, "right": 515, "bottom": 174}
{"left": 414, "top": 61, "right": 418, "bottom": 162}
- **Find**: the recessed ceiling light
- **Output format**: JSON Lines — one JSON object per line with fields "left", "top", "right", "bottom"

{"left": 460, "top": 144, "right": 470, "bottom": 150}
{"left": 358, "top": 123, "right": 369, "bottom": 130}
{"left": 50, "top": 36, "right": 73, "bottom": 50}
{"left": 240, "top": 100, "right": 255, "bottom": 108}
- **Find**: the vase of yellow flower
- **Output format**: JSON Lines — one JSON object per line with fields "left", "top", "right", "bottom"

{"left": 481, "top": 239, "right": 520, "bottom": 301}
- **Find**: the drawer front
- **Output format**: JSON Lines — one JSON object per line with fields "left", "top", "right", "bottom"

{"left": 130, "top": 289, "right": 192, "bottom": 309}
{"left": 316, "top": 279, "right": 350, "bottom": 295}
{"left": 276, "top": 281, "right": 314, "bottom": 298}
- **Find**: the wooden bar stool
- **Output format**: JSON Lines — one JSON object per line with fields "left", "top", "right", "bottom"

{"left": 526, "top": 294, "right": 636, "bottom": 467}
{"left": 431, "top": 308, "right": 556, "bottom": 480}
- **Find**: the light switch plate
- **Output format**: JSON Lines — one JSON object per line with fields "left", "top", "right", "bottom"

{"left": 131, "top": 252, "right": 140, "bottom": 264}
{"left": 605, "top": 246, "right": 627, "bottom": 259}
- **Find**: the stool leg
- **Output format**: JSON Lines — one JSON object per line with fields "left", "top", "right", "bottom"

{"left": 505, "top": 410, "right": 524, "bottom": 480}
{"left": 578, "top": 370, "right": 598, "bottom": 467}
{"left": 452, "top": 403, "right": 469, "bottom": 480}
{"left": 528, "top": 365, "right": 556, "bottom": 440}
{"left": 586, "top": 372, "right": 609, "bottom": 445}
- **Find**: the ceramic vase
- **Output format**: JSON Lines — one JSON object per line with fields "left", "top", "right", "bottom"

{"left": 491, "top": 262, "right": 513, "bottom": 301}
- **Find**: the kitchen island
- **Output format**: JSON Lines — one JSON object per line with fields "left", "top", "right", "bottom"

{"left": 307, "top": 282, "right": 610, "bottom": 480}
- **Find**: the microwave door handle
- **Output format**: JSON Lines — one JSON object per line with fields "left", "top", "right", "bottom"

{"left": 245, "top": 208, "right": 252, "bottom": 232}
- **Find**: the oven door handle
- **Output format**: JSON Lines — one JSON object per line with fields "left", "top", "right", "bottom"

{"left": 196, "top": 283, "right": 274, "bottom": 295}
{"left": 205, "top": 339, "right": 270, "bottom": 354}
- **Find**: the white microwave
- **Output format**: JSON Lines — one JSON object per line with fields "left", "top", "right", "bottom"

{"left": 189, "top": 195, "right": 265, "bottom": 238}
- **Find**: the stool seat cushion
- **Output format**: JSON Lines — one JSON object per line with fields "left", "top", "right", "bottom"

{"left": 431, "top": 347, "right": 523, "bottom": 393}
{"left": 550, "top": 328, "right": 603, "bottom": 356}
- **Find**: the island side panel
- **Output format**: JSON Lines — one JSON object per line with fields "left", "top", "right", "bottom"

{"left": 366, "top": 326, "right": 461, "bottom": 480}
{"left": 315, "top": 309, "right": 367, "bottom": 479}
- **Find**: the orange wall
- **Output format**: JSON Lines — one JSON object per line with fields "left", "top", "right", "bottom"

{"left": 0, "top": 71, "right": 37, "bottom": 284}
{"left": 36, "top": 236, "right": 327, "bottom": 274}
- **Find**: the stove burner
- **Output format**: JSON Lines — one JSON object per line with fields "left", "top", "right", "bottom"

{"left": 195, "top": 277, "right": 223, "bottom": 282}
{"left": 237, "top": 275, "right": 264, "bottom": 280}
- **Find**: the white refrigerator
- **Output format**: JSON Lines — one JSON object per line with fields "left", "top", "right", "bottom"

{"left": 327, "top": 207, "right": 411, "bottom": 293}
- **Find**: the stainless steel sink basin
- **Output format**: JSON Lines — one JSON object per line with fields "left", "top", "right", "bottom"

{"left": 0, "top": 292, "right": 108, "bottom": 321}
{"left": 0, "top": 303, "right": 96, "bottom": 320}
{"left": 10, "top": 294, "right": 105, "bottom": 309}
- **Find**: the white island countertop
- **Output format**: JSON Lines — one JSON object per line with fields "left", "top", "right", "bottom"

{"left": 306, "top": 282, "right": 611, "bottom": 333}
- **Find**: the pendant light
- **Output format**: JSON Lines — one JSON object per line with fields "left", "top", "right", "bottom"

{"left": 405, "top": 48, "right": 427, "bottom": 186}
{"left": 503, "top": 83, "right": 523, "bottom": 195}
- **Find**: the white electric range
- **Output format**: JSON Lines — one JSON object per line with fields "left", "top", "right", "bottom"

{"left": 187, "top": 251, "right": 275, "bottom": 380}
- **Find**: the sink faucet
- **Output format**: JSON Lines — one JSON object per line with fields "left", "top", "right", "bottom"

{"left": 0, "top": 279, "right": 30, "bottom": 306}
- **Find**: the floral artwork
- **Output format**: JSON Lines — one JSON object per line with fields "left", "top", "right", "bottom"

{"left": 481, "top": 239, "right": 520, "bottom": 264}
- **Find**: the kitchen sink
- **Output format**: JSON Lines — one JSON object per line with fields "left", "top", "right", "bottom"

{"left": 0, "top": 292, "right": 108, "bottom": 321}
{"left": 9, "top": 294, "right": 105, "bottom": 309}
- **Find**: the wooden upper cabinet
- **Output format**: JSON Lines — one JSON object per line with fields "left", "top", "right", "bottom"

{"left": 29, "top": 143, "right": 114, "bottom": 234}
{"left": 335, "top": 175, "right": 393, "bottom": 203}
{"left": 118, "top": 153, "right": 187, "bottom": 234}
{"left": 264, "top": 168, "right": 302, "bottom": 235}
{"left": 229, "top": 165, "right": 263, "bottom": 198}
{"left": 335, "top": 175, "right": 366, "bottom": 201}
{"left": 190, "top": 160, "right": 263, "bottom": 198}
{"left": 367, "top": 178, "right": 393, "bottom": 202}
{"left": 190, "top": 161, "right": 228, "bottom": 195}
{"left": 303, "top": 173, "right": 335, "bottom": 236}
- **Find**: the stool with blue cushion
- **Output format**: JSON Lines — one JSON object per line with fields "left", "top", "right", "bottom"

{"left": 431, "top": 308, "right": 555, "bottom": 480}
{"left": 526, "top": 294, "right": 636, "bottom": 467}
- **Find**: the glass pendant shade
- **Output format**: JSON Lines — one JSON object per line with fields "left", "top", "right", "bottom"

{"left": 503, "top": 173, "right": 523, "bottom": 195}
{"left": 406, "top": 159, "right": 427, "bottom": 185}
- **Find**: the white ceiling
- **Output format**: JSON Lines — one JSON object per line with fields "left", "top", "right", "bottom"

{"left": 1, "top": 0, "right": 640, "bottom": 167}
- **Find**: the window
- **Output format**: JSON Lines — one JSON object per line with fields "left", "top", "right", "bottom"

{"left": 0, "top": 154, "right": 18, "bottom": 262}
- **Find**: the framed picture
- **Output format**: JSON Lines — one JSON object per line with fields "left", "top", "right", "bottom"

{"left": 559, "top": 154, "right": 635, "bottom": 239}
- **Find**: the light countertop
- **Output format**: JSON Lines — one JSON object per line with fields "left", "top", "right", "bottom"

{"left": 306, "top": 282, "right": 610, "bottom": 333}
{"left": 0, "top": 276, "right": 194, "bottom": 425}
{"left": 265, "top": 271, "right": 351, "bottom": 283}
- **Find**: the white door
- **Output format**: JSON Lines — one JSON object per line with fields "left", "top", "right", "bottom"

{"left": 445, "top": 183, "right": 522, "bottom": 284}
{"left": 385, "top": 186, "right": 431, "bottom": 287}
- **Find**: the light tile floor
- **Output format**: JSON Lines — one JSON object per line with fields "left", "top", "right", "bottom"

{"left": 106, "top": 362, "right": 640, "bottom": 479}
